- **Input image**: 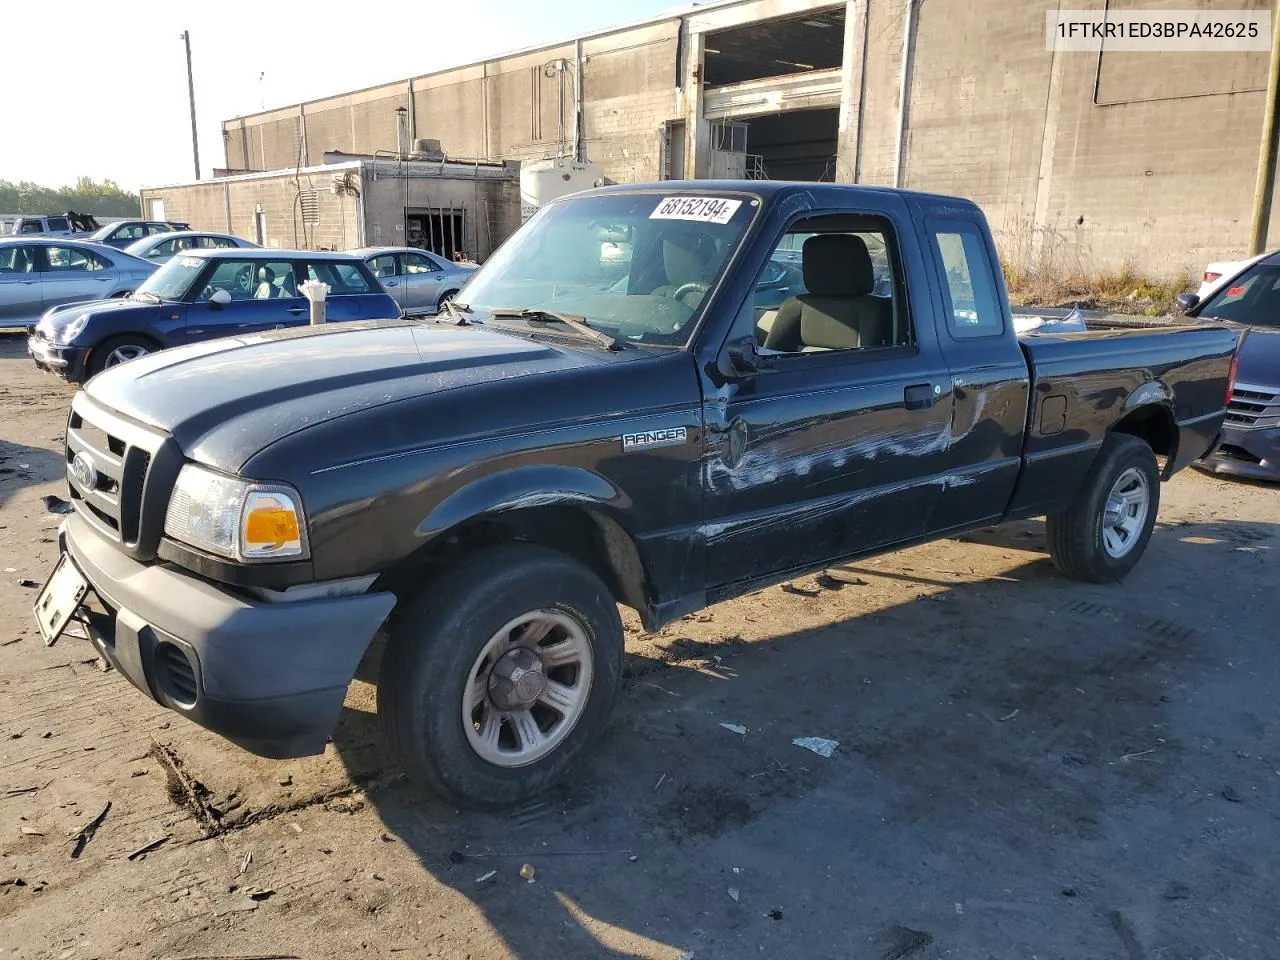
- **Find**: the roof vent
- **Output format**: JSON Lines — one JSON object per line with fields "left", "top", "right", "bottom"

{"left": 409, "top": 138, "right": 445, "bottom": 161}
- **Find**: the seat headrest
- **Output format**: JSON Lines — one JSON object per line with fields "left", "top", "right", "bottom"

{"left": 802, "top": 234, "right": 875, "bottom": 297}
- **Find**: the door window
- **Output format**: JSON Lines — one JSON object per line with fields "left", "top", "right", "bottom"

{"left": 402, "top": 252, "right": 437, "bottom": 275}
{"left": 147, "top": 238, "right": 178, "bottom": 260}
{"left": 202, "top": 236, "right": 239, "bottom": 249}
{"left": 929, "top": 221, "right": 1003, "bottom": 339}
{"left": 0, "top": 246, "right": 36, "bottom": 273}
{"left": 18, "top": 221, "right": 43, "bottom": 234}
{"left": 368, "top": 254, "right": 399, "bottom": 279}
{"left": 45, "top": 217, "right": 69, "bottom": 232}
{"left": 44, "top": 246, "right": 108, "bottom": 272}
{"left": 146, "top": 223, "right": 173, "bottom": 236}
{"left": 307, "top": 262, "right": 373, "bottom": 295}
{"left": 198, "top": 259, "right": 296, "bottom": 301}
{"left": 744, "top": 214, "right": 909, "bottom": 354}
{"left": 1198, "top": 264, "right": 1280, "bottom": 326}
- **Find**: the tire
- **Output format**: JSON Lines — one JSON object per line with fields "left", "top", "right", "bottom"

{"left": 1046, "top": 433, "right": 1160, "bottom": 583}
{"left": 88, "top": 335, "right": 157, "bottom": 377}
{"left": 377, "top": 544, "right": 624, "bottom": 810}
{"left": 436, "top": 289, "right": 459, "bottom": 313}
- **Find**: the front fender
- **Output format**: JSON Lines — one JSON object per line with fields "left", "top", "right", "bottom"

{"left": 416, "top": 465, "right": 631, "bottom": 537}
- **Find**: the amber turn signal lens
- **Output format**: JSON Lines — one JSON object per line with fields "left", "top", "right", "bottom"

{"left": 245, "top": 506, "right": 300, "bottom": 545}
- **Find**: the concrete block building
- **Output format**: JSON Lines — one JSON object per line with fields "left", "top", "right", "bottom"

{"left": 145, "top": 0, "right": 1276, "bottom": 277}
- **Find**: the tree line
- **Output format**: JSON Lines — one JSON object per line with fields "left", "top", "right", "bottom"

{"left": 0, "top": 177, "right": 141, "bottom": 218}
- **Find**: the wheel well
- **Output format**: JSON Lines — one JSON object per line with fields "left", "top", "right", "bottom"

{"left": 1111, "top": 404, "right": 1177, "bottom": 461}
{"left": 379, "top": 506, "right": 651, "bottom": 620}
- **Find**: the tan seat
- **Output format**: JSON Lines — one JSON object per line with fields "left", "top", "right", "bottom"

{"left": 763, "top": 235, "right": 893, "bottom": 352}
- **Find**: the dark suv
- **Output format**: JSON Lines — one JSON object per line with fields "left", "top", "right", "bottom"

{"left": 27, "top": 249, "right": 400, "bottom": 381}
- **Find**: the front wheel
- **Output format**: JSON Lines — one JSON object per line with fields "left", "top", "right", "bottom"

{"left": 88, "top": 335, "right": 156, "bottom": 376}
{"left": 377, "top": 544, "right": 623, "bottom": 810}
{"left": 1046, "top": 433, "right": 1160, "bottom": 583}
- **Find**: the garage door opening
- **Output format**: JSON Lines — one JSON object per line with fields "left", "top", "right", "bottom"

{"left": 407, "top": 209, "right": 465, "bottom": 260}
{"left": 741, "top": 108, "right": 839, "bottom": 182}
{"left": 703, "top": 7, "right": 845, "bottom": 86}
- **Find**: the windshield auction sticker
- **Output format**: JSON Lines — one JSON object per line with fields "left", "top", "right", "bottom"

{"left": 650, "top": 197, "right": 743, "bottom": 225}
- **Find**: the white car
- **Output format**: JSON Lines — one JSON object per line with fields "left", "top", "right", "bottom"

{"left": 1195, "top": 252, "right": 1269, "bottom": 301}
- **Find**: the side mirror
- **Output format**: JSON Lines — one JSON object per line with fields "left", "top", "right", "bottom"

{"left": 209, "top": 289, "right": 232, "bottom": 308}
{"left": 723, "top": 335, "right": 760, "bottom": 377}
{"left": 1175, "top": 292, "right": 1199, "bottom": 312}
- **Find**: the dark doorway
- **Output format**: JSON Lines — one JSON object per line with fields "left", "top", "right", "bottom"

{"left": 744, "top": 108, "right": 839, "bottom": 182}
{"left": 406, "top": 209, "right": 465, "bottom": 260}
{"left": 704, "top": 7, "right": 845, "bottom": 86}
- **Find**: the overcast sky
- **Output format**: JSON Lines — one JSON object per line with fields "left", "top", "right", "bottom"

{"left": 4, "top": 0, "right": 678, "bottom": 191}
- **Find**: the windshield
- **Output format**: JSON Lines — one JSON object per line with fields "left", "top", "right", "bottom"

{"left": 1199, "top": 262, "right": 1280, "bottom": 327}
{"left": 459, "top": 192, "right": 757, "bottom": 345}
{"left": 136, "top": 254, "right": 206, "bottom": 301}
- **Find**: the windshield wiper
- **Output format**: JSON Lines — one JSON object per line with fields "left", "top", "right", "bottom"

{"left": 488, "top": 307, "right": 622, "bottom": 351}
{"left": 437, "top": 299, "right": 476, "bottom": 325}
{"left": 132, "top": 291, "right": 161, "bottom": 303}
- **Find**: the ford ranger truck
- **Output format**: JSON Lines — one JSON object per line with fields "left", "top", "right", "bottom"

{"left": 32, "top": 182, "right": 1239, "bottom": 810}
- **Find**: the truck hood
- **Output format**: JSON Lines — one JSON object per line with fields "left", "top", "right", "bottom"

{"left": 84, "top": 318, "right": 609, "bottom": 471}
{"left": 1236, "top": 326, "right": 1280, "bottom": 388}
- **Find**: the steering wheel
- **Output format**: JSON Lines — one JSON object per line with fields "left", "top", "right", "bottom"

{"left": 235, "top": 266, "right": 253, "bottom": 293}
{"left": 672, "top": 281, "right": 709, "bottom": 304}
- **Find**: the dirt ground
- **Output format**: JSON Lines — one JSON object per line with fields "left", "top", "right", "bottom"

{"left": 0, "top": 331, "right": 1277, "bottom": 960}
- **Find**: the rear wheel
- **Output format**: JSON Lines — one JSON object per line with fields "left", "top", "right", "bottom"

{"left": 1046, "top": 433, "right": 1160, "bottom": 582}
{"left": 377, "top": 544, "right": 623, "bottom": 810}
{"left": 88, "top": 335, "right": 156, "bottom": 376}
{"left": 436, "top": 289, "right": 459, "bottom": 313}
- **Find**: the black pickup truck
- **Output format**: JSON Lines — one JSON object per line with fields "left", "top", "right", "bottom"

{"left": 33, "top": 182, "right": 1238, "bottom": 809}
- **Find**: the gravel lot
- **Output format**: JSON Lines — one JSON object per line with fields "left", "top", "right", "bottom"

{"left": 0, "top": 332, "right": 1277, "bottom": 960}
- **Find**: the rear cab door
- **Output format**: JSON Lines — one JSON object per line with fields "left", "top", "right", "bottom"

{"left": 697, "top": 188, "right": 957, "bottom": 598}
{"left": 910, "top": 197, "right": 1030, "bottom": 530}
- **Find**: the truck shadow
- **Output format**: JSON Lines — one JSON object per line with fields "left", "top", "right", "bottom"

{"left": 329, "top": 516, "right": 1278, "bottom": 959}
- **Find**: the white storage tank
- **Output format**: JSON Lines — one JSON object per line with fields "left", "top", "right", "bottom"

{"left": 519, "top": 158, "right": 604, "bottom": 222}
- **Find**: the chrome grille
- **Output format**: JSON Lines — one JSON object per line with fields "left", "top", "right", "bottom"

{"left": 65, "top": 394, "right": 162, "bottom": 548}
{"left": 1225, "top": 383, "right": 1280, "bottom": 431}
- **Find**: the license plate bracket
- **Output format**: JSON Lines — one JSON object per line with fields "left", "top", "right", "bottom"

{"left": 33, "top": 555, "right": 90, "bottom": 647}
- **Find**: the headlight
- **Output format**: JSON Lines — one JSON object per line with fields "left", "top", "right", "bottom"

{"left": 57, "top": 315, "right": 89, "bottom": 344}
{"left": 164, "top": 464, "right": 308, "bottom": 562}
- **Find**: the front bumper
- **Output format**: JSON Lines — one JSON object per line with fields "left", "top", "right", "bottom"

{"left": 1195, "top": 424, "right": 1280, "bottom": 482}
{"left": 58, "top": 512, "right": 397, "bottom": 758}
{"left": 27, "top": 334, "right": 88, "bottom": 382}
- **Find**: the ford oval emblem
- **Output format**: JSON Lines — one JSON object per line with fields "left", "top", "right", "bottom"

{"left": 70, "top": 452, "right": 98, "bottom": 491}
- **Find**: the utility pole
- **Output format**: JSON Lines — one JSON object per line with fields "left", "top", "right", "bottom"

{"left": 181, "top": 31, "right": 200, "bottom": 181}
{"left": 1248, "top": 8, "right": 1280, "bottom": 254}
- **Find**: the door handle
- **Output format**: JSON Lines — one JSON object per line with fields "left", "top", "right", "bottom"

{"left": 286, "top": 307, "right": 307, "bottom": 315}
{"left": 385, "top": 280, "right": 399, "bottom": 287}
{"left": 904, "top": 383, "right": 937, "bottom": 410}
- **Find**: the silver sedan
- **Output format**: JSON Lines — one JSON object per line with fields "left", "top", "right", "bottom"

{"left": 0, "top": 238, "right": 156, "bottom": 329}
{"left": 351, "top": 246, "right": 478, "bottom": 315}
{"left": 124, "top": 231, "right": 258, "bottom": 264}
